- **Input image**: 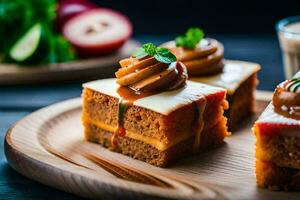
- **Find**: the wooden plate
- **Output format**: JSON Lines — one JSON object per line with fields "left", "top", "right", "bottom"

{"left": 0, "top": 39, "right": 139, "bottom": 85}
{"left": 5, "top": 91, "right": 300, "bottom": 199}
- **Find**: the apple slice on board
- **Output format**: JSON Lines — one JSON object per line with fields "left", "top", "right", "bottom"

{"left": 63, "top": 8, "right": 132, "bottom": 56}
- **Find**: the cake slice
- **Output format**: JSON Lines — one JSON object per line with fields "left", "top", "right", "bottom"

{"left": 191, "top": 60, "right": 260, "bottom": 130}
{"left": 82, "top": 43, "right": 229, "bottom": 167}
{"left": 82, "top": 79, "right": 229, "bottom": 167}
{"left": 162, "top": 28, "right": 260, "bottom": 130}
{"left": 253, "top": 76, "right": 300, "bottom": 190}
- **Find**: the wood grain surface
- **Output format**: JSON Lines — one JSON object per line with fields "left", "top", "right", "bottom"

{"left": 0, "top": 40, "right": 139, "bottom": 85}
{"left": 5, "top": 91, "right": 300, "bottom": 199}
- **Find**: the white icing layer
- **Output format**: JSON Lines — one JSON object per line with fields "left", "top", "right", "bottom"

{"left": 257, "top": 103, "right": 300, "bottom": 126}
{"left": 190, "top": 60, "right": 260, "bottom": 95}
{"left": 83, "top": 78, "right": 225, "bottom": 115}
{"left": 257, "top": 103, "right": 300, "bottom": 137}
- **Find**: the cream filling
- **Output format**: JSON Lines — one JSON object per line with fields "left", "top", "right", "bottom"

{"left": 84, "top": 119, "right": 194, "bottom": 151}
{"left": 190, "top": 60, "right": 260, "bottom": 95}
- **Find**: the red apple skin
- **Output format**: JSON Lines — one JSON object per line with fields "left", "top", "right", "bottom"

{"left": 73, "top": 38, "right": 128, "bottom": 57}
{"left": 55, "top": 0, "right": 97, "bottom": 32}
{"left": 63, "top": 8, "right": 133, "bottom": 56}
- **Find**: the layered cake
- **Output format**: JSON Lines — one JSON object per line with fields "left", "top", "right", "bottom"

{"left": 82, "top": 43, "right": 229, "bottom": 167}
{"left": 163, "top": 28, "right": 260, "bottom": 130}
{"left": 253, "top": 75, "right": 300, "bottom": 190}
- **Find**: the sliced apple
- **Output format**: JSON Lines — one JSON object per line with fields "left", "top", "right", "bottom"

{"left": 63, "top": 8, "right": 132, "bottom": 56}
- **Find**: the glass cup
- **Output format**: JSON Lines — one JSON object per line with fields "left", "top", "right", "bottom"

{"left": 276, "top": 16, "right": 300, "bottom": 79}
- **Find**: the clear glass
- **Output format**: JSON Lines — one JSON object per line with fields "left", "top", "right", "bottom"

{"left": 276, "top": 16, "right": 300, "bottom": 79}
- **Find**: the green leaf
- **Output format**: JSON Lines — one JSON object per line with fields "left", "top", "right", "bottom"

{"left": 0, "top": 0, "right": 33, "bottom": 52}
{"left": 0, "top": 0, "right": 58, "bottom": 62}
{"left": 154, "top": 47, "right": 177, "bottom": 64}
{"left": 44, "top": 33, "right": 75, "bottom": 64}
{"left": 54, "top": 36, "right": 76, "bottom": 63}
{"left": 290, "top": 79, "right": 300, "bottom": 92}
{"left": 174, "top": 36, "right": 185, "bottom": 47}
{"left": 142, "top": 43, "right": 156, "bottom": 56}
{"left": 132, "top": 43, "right": 176, "bottom": 64}
{"left": 175, "top": 27, "right": 204, "bottom": 49}
{"left": 131, "top": 47, "right": 148, "bottom": 59}
{"left": 118, "top": 99, "right": 127, "bottom": 125}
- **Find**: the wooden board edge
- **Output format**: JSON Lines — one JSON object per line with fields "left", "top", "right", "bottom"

{"left": 5, "top": 127, "right": 163, "bottom": 200}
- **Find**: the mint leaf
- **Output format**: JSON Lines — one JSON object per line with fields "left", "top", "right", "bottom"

{"left": 154, "top": 47, "right": 176, "bottom": 64}
{"left": 142, "top": 43, "right": 156, "bottom": 56}
{"left": 131, "top": 47, "right": 148, "bottom": 59}
{"left": 174, "top": 36, "right": 185, "bottom": 47}
{"left": 175, "top": 27, "right": 204, "bottom": 49}
{"left": 131, "top": 43, "right": 176, "bottom": 64}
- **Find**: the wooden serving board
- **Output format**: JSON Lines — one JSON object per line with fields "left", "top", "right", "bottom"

{"left": 0, "top": 39, "right": 139, "bottom": 85}
{"left": 5, "top": 91, "right": 300, "bottom": 199}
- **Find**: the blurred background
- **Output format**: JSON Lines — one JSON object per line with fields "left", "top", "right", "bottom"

{"left": 1, "top": 0, "right": 298, "bottom": 88}
{"left": 1, "top": 0, "right": 298, "bottom": 108}
{"left": 94, "top": 0, "right": 299, "bottom": 35}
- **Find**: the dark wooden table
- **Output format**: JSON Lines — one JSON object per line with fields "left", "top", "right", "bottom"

{"left": 0, "top": 35, "right": 285, "bottom": 199}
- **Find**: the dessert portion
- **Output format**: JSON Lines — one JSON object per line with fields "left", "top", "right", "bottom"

{"left": 82, "top": 43, "right": 229, "bottom": 167}
{"left": 253, "top": 75, "right": 300, "bottom": 190}
{"left": 163, "top": 28, "right": 260, "bottom": 130}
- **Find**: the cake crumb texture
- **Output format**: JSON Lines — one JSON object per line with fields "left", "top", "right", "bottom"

{"left": 82, "top": 86, "right": 228, "bottom": 167}
{"left": 254, "top": 123, "right": 300, "bottom": 190}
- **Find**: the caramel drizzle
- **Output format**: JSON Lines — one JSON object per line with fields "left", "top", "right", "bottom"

{"left": 192, "top": 97, "right": 207, "bottom": 153}
{"left": 113, "top": 84, "right": 206, "bottom": 152}
{"left": 111, "top": 88, "right": 208, "bottom": 152}
{"left": 110, "top": 99, "right": 128, "bottom": 149}
{"left": 111, "top": 86, "right": 162, "bottom": 148}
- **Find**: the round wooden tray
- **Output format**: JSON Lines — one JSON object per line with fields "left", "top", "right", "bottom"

{"left": 5, "top": 91, "right": 300, "bottom": 199}
{"left": 0, "top": 39, "right": 139, "bottom": 85}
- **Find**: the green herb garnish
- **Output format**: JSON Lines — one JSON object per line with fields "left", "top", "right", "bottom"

{"left": 286, "top": 78, "right": 300, "bottom": 93}
{"left": 132, "top": 43, "right": 176, "bottom": 64}
{"left": 175, "top": 27, "right": 204, "bottom": 49}
{"left": 131, "top": 47, "right": 147, "bottom": 59}
{"left": 117, "top": 99, "right": 127, "bottom": 125}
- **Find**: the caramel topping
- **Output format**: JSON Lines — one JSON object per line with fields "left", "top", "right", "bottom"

{"left": 165, "top": 38, "right": 225, "bottom": 77}
{"left": 116, "top": 56, "right": 188, "bottom": 93}
{"left": 273, "top": 79, "right": 300, "bottom": 120}
{"left": 192, "top": 97, "right": 207, "bottom": 153}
